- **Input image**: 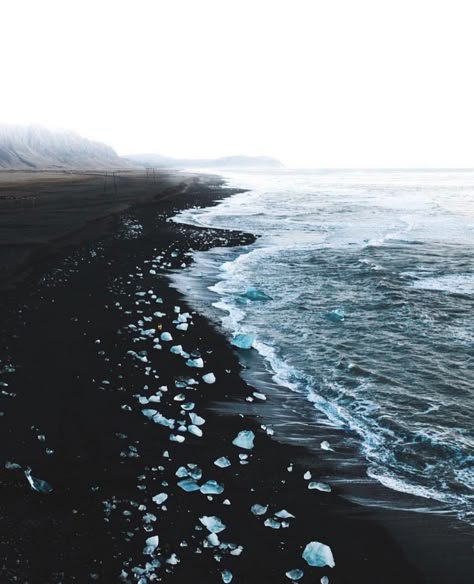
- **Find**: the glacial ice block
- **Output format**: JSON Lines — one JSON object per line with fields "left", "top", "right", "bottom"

{"left": 177, "top": 479, "right": 200, "bottom": 492}
{"left": 308, "top": 481, "right": 332, "bottom": 492}
{"left": 214, "top": 456, "right": 231, "bottom": 468}
{"left": 326, "top": 308, "right": 345, "bottom": 322}
{"left": 24, "top": 468, "right": 53, "bottom": 494}
{"left": 186, "top": 357, "right": 204, "bottom": 368}
{"left": 200, "top": 480, "right": 224, "bottom": 495}
{"left": 285, "top": 569, "right": 304, "bottom": 581}
{"left": 242, "top": 287, "right": 272, "bottom": 302}
{"left": 250, "top": 503, "right": 268, "bottom": 516}
{"left": 152, "top": 493, "right": 168, "bottom": 505}
{"left": 202, "top": 373, "right": 216, "bottom": 384}
{"left": 143, "top": 535, "right": 159, "bottom": 555}
{"left": 231, "top": 333, "right": 256, "bottom": 350}
{"left": 302, "top": 541, "right": 335, "bottom": 568}
{"left": 221, "top": 570, "right": 233, "bottom": 583}
{"left": 189, "top": 412, "right": 205, "bottom": 426}
{"left": 160, "top": 332, "right": 173, "bottom": 342}
{"left": 199, "top": 515, "right": 226, "bottom": 533}
{"left": 232, "top": 430, "right": 255, "bottom": 450}
{"left": 320, "top": 441, "right": 334, "bottom": 451}
{"left": 188, "top": 424, "right": 203, "bottom": 437}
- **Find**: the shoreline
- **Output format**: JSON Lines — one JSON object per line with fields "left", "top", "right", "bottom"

{"left": 0, "top": 173, "right": 471, "bottom": 582}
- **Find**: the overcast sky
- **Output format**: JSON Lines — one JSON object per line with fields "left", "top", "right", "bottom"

{"left": 2, "top": 0, "right": 474, "bottom": 167}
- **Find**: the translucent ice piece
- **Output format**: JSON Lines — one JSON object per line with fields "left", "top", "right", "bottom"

{"left": 321, "top": 577, "right": 329, "bottom": 584}
{"left": 189, "top": 413, "right": 205, "bottom": 426}
{"left": 153, "top": 412, "right": 175, "bottom": 429}
{"left": 232, "top": 430, "right": 255, "bottom": 450}
{"left": 222, "top": 570, "right": 233, "bottom": 583}
{"left": 176, "top": 323, "right": 188, "bottom": 331}
{"left": 199, "top": 515, "right": 226, "bottom": 533}
{"left": 302, "top": 541, "right": 335, "bottom": 568}
{"left": 200, "top": 480, "right": 224, "bottom": 495}
{"left": 264, "top": 518, "right": 281, "bottom": 529}
{"left": 308, "top": 482, "right": 332, "bottom": 492}
{"left": 143, "top": 534, "right": 159, "bottom": 555}
{"left": 160, "top": 332, "right": 173, "bottom": 342}
{"left": 207, "top": 533, "right": 220, "bottom": 546}
{"left": 326, "top": 308, "right": 345, "bottom": 322}
{"left": 186, "top": 358, "right": 204, "bottom": 368}
{"left": 286, "top": 569, "right": 304, "bottom": 581}
{"left": 177, "top": 479, "right": 200, "bottom": 492}
{"left": 320, "top": 441, "right": 334, "bottom": 451}
{"left": 24, "top": 468, "right": 53, "bottom": 494}
{"left": 250, "top": 503, "right": 268, "bottom": 516}
{"left": 169, "top": 434, "right": 185, "bottom": 443}
{"left": 242, "top": 287, "right": 272, "bottom": 301}
{"left": 188, "top": 425, "right": 203, "bottom": 437}
{"left": 231, "top": 333, "right": 256, "bottom": 350}
{"left": 214, "top": 457, "right": 231, "bottom": 468}
{"left": 152, "top": 493, "right": 168, "bottom": 505}
{"left": 275, "top": 509, "right": 295, "bottom": 519}
{"left": 202, "top": 373, "right": 216, "bottom": 384}
{"left": 170, "top": 345, "right": 184, "bottom": 355}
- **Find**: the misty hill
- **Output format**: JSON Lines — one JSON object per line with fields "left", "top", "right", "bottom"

{"left": 0, "top": 125, "right": 130, "bottom": 170}
{"left": 126, "top": 153, "right": 284, "bottom": 170}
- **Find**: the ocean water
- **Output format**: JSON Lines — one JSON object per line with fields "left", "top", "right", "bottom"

{"left": 173, "top": 169, "right": 474, "bottom": 523}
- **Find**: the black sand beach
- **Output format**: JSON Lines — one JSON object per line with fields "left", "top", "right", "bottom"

{"left": 0, "top": 172, "right": 472, "bottom": 583}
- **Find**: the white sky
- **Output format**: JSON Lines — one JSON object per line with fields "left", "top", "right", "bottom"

{"left": 2, "top": 0, "right": 474, "bottom": 168}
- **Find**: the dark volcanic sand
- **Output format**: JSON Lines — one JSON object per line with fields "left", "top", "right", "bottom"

{"left": 0, "top": 174, "right": 472, "bottom": 583}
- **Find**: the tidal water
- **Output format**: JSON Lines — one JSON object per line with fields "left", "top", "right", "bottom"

{"left": 173, "top": 169, "right": 474, "bottom": 523}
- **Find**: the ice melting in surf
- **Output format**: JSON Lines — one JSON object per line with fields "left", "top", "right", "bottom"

{"left": 308, "top": 481, "right": 332, "bottom": 492}
{"left": 202, "top": 373, "right": 216, "bottom": 384}
{"left": 177, "top": 479, "right": 200, "bottom": 492}
{"left": 320, "top": 441, "right": 334, "bottom": 451}
{"left": 286, "top": 569, "right": 304, "bottom": 581}
{"left": 24, "top": 468, "right": 53, "bottom": 494}
{"left": 214, "top": 457, "right": 231, "bottom": 468}
{"left": 232, "top": 430, "right": 255, "bottom": 450}
{"left": 242, "top": 287, "right": 272, "bottom": 302}
{"left": 200, "top": 480, "right": 224, "bottom": 495}
{"left": 199, "top": 515, "right": 226, "bottom": 533}
{"left": 221, "top": 570, "right": 233, "bottom": 583}
{"left": 250, "top": 503, "right": 268, "bottom": 516}
{"left": 302, "top": 541, "right": 335, "bottom": 568}
{"left": 326, "top": 308, "right": 345, "bottom": 322}
{"left": 231, "top": 333, "right": 256, "bottom": 350}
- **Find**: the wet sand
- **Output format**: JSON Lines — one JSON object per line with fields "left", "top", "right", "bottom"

{"left": 0, "top": 173, "right": 472, "bottom": 582}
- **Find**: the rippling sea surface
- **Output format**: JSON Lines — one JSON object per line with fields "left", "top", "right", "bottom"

{"left": 173, "top": 169, "right": 474, "bottom": 522}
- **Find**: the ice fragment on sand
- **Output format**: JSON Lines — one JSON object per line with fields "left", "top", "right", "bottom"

{"left": 24, "top": 468, "right": 53, "bottom": 494}
{"left": 153, "top": 412, "right": 176, "bottom": 429}
{"left": 326, "top": 308, "right": 345, "bottom": 322}
{"left": 169, "top": 434, "right": 185, "bottom": 443}
{"left": 142, "top": 409, "right": 158, "bottom": 419}
{"left": 231, "top": 333, "right": 256, "bottom": 349}
{"left": 186, "top": 357, "right": 204, "bottom": 368}
{"left": 250, "top": 503, "right": 268, "bottom": 516}
{"left": 176, "top": 323, "right": 188, "bottom": 331}
{"left": 275, "top": 509, "right": 295, "bottom": 519}
{"left": 264, "top": 518, "right": 281, "bottom": 529}
{"left": 160, "top": 332, "right": 173, "bottom": 342}
{"left": 320, "top": 441, "right": 334, "bottom": 451}
{"left": 189, "top": 412, "right": 205, "bottom": 426}
{"left": 286, "top": 569, "right": 304, "bottom": 581}
{"left": 222, "top": 569, "right": 233, "bottom": 583}
{"left": 242, "top": 287, "right": 272, "bottom": 301}
{"left": 202, "top": 373, "right": 216, "bottom": 384}
{"left": 200, "top": 480, "right": 224, "bottom": 495}
{"left": 5, "top": 461, "right": 22, "bottom": 471}
{"left": 321, "top": 577, "right": 329, "bottom": 584}
{"left": 199, "top": 515, "right": 226, "bottom": 533}
{"left": 170, "top": 345, "right": 184, "bottom": 355}
{"left": 152, "top": 493, "right": 168, "bottom": 505}
{"left": 232, "top": 430, "right": 255, "bottom": 450}
{"left": 302, "top": 541, "right": 335, "bottom": 568}
{"left": 214, "top": 457, "right": 231, "bottom": 468}
{"left": 188, "top": 425, "right": 203, "bottom": 437}
{"left": 176, "top": 466, "right": 189, "bottom": 478}
{"left": 143, "top": 535, "right": 159, "bottom": 555}
{"left": 253, "top": 392, "right": 267, "bottom": 401}
{"left": 304, "top": 471, "right": 312, "bottom": 480}
{"left": 308, "top": 481, "right": 332, "bottom": 492}
{"left": 177, "top": 479, "right": 200, "bottom": 492}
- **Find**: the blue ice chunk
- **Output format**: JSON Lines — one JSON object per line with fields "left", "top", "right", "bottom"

{"left": 188, "top": 425, "right": 203, "bottom": 437}
{"left": 202, "top": 372, "right": 216, "bottom": 384}
{"left": 199, "top": 515, "right": 226, "bottom": 533}
{"left": 170, "top": 345, "right": 184, "bottom": 355}
{"left": 214, "top": 457, "right": 231, "bottom": 468}
{"left": 200, "top": 480, "right": 224, "bottom": 495}
{"left": 275, "top": 509, "right": 295, "bottom": 519}
{"left": 325, "top": 308, "right": 345, "bottom": 322}
{"left": 222, "top": 570, "right": 233, "bottom": 583}
{"left": 285, "top": 569, "right": 304, "bottom": 581}
{"left": 320, "top": 441, "right": 334, "bottom": 451}
{"left": 152, "top": 493, "right": 168, "bottom": 505}
{"left": 189, "top": 412, "right": 206, "bottom": 426}
{"left": 264, "top": 518, "right": 281, "bottom": 529}
{"left": 308, "top": 481, "right": 332, "bottom": 492}
{"left": 242, "top": 287, "right": 272, "bottom": 301}
{"left": 24, "top": 468, "right": 53, "bottom": 494}
{"left": 231, "top": 333, "right": 256, "bottom": 350}
{"left": 186, "top": 357, "right": 204, "bottom": 368}
{"left": 176, "top": 466, "right": 189, "bottom": 478}
{"left": 250, "top": 503, "right": 268, "bottom": 516}
{"left": 143, "top": 534, "right": 159, "bottom": 555}
{"left": 232, "top": 430, "right": 255, "bottom": 450}
{"left": 302, "top": 541, "right": 335, "bottom": 568}
{"left": 160, "top": 332, "right": 173, "bottom": 342}
{"left": 177, "top": 479, "right": 200, "bottom": 492}
{"left": 153, "top": 412, "right": 175, "bottom": 429}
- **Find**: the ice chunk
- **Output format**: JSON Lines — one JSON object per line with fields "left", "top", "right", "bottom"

{"left": 304, "top": 471, "right": 312, "bottom": 480}
{"left": 152, "top": 493, "right": 168, "bottom": 505}
{"left": 275, "top": 509, "right": 295, "bottom": 519}
{"left": 177, "top": 479, "right": 200, "bottom": 492}
{"left": 186, "top": 357, "right": 204, "bottom": 368}
{"left": 200, "top": 480, "right": 224, "bottom": 495}
{"left": 250, "top": 503, "right": 268, "bottom": 516}
{"left": 189, "top": 412, "right": 205, "bottom": 426}
{"left": 182, "top": 402, "right": 195, "bottom": 411}
{"left": 232, "top": 430, "right": 255, "bottom": 450}
{"left": 321, "top": 577, "right": 329, "bottom": 584}
{"left": 302, "top": 541, "right": 335, "bottom": 568}
{"left": 188, "top": 425, "right": 203, "bottom": 437}
{"left": 320, "top": 441, "right": 334, "bottom": 451}
{"left": 308, "top": 482, "right": 332, "bottom": 492}
{"left": 199, "top": 515, "right": 226, "bottom": 533}
{"left": 214, "top": 457, "right": 231, "bottom": 468}
{"left": 24, "top": 468, "right": 53, "bottom": 494}
{"left": 176, "top": 466, "right": 189, "bottom": 478}
{"left": 231, "top": 333, "right": 256, "bottom": 350}
{"left": 242, "top": 287, "right": 272, "bottom": 301}
{"left": 160, "top": 332, "right": 173, "bottom": 342}
{"left": 253, "top": 391, "right": 267, "bottom": 401}
{"left": 264, "top": 518, "right": 281, "bottom": 529}
{"left": 222, "top": 570, "right": 233, "bottom": 583}
{"left": 326, "top": 308, "right": 345, "bottom": 322}
{"left": 153, "top": 412, "right": 176, "bottom": 429}
{"left": 170, "top": 345, "right": 184, "bottom": 355}
{"left": 5, "top": 461, "right": 22, "bottom": 471}
{"left": 169, "top": 434, "right": 185, "bottom": 443}
{"left": 142, "top": 408, "right": 157, "bottom": 420}
{"left": 207, "top": 533, "right": 220, "bottom": 546}
{"left": 286, "top": 569, "right": 304, "bottom": 581}
{"left": 143, "top": 535, "right": 159, "bottom": 555}
{"left": 176, "top": 323, "right": 188, "bottom": 331}
{"left": 202, "top": 373, "right": 216, "bottom": 384}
